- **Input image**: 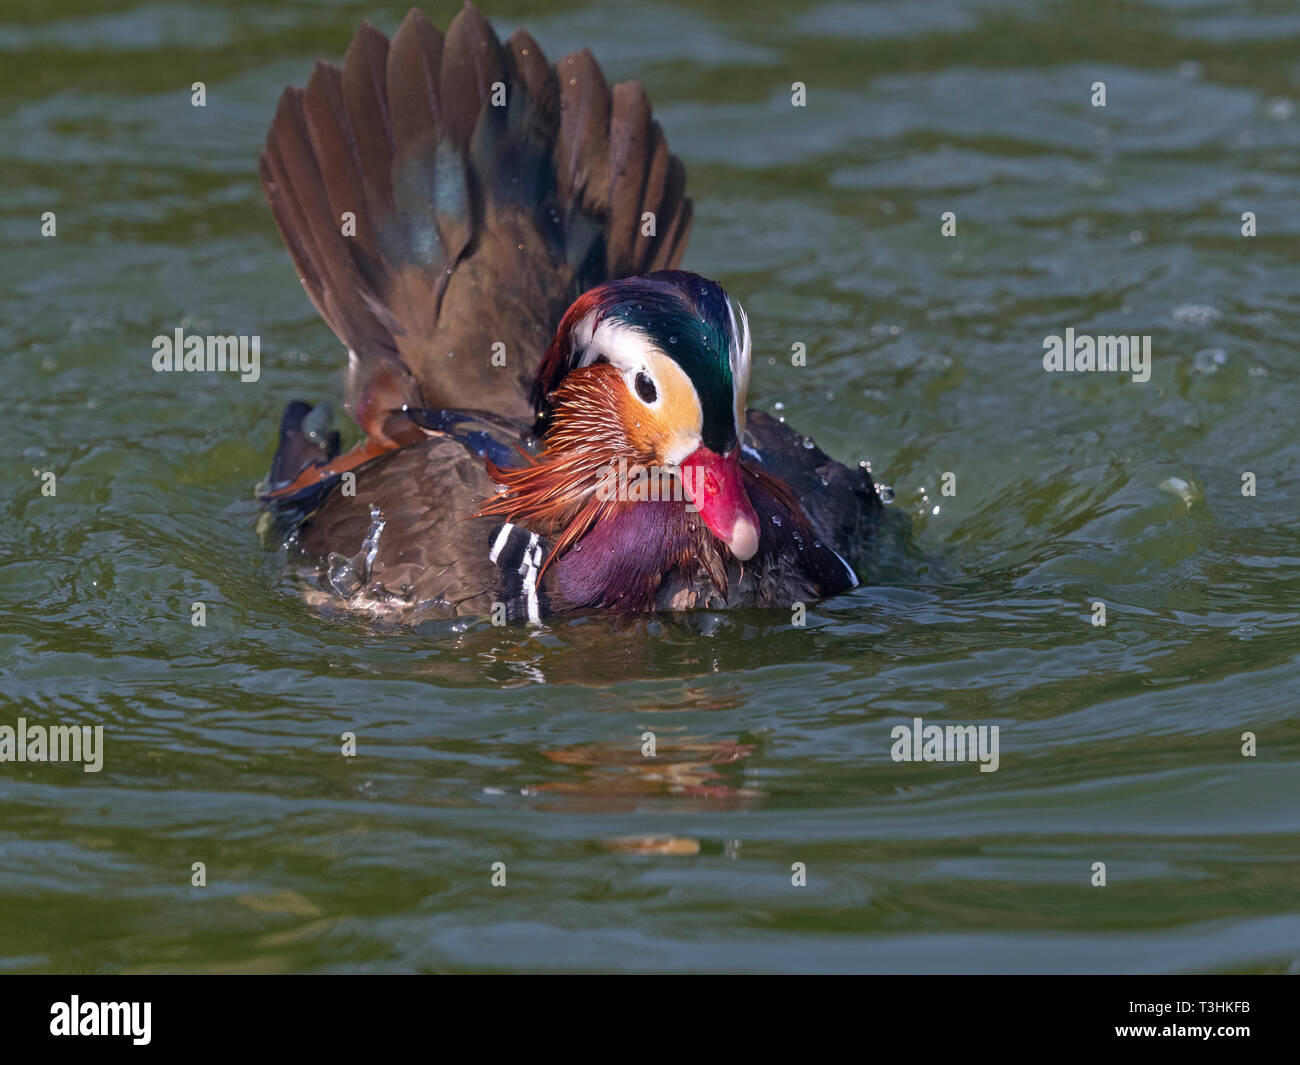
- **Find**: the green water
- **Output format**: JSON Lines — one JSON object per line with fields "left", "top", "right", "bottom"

{"left": 1, "top": 0, "right": 1297, "bottom": 973}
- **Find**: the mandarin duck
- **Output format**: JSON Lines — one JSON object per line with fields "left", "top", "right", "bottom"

{"left": 258, "top": 3, "right": 887, "bottom": 624}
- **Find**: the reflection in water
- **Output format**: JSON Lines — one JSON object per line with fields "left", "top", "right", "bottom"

{"left": 529, "top": 738, "right": 762, "bottom": 813}
{"left": 603, "top": 836, "right": 701, "bottom": 855}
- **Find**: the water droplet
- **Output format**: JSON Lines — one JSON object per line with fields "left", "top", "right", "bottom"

{"left": 327, "top": 552, "right": 362, "bottom": 597}
{"left": 1171, "top": 303, "right": 1221, "bottom": 326}
{"left": 1192, "top": 348, "right": 1227, "bottom": 374}
{"left": 770, "top": 515, "right": 783, "bottom": 527}
{"left": 878, "top": 485, "right": 895, "bottom": 503}
{"left": 1159, "top": 476, "right": 1201, "bottom": 507}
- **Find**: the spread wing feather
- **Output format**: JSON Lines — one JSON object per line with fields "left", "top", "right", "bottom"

{"left": 259, "top": 2, "right": 693, "bottom": 436}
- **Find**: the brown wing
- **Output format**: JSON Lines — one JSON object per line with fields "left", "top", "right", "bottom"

{"left": 294, "top": 429, "right": 577, "bottom": 623}
{"left": 296, "top": 436, "right": 506, "bottom": 619}
{"left": 259, "top": 2, "right": 693, "bottom": 435}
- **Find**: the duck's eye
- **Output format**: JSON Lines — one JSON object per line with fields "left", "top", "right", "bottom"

{"left": 634, "top": 371, "right": 658, "bottom": 404}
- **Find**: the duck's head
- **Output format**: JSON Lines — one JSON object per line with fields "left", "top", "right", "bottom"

{"left": 484, "top": 270, "right": 760, "bottom": 564}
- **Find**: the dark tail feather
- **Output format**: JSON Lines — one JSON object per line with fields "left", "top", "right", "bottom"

{"left": 269, "top": 401, "right": 339, "bottom": 485}
{"left": 259, "top": 402, "right": 343, "bottom": 531}
{"left": 259, "top": 2, "right": 693, "bottom": 432}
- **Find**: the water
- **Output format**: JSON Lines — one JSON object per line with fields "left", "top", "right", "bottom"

{"left": 1, "top": 0, "right": 1297, "bottom": 973}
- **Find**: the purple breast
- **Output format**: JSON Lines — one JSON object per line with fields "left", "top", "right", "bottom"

{"left": 556, "top": 500, "right": 695, "bottom": 609}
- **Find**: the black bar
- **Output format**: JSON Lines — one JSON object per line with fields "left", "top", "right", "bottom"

{"left": 0, "top": 976, "right": 1289, "bottom": 1051}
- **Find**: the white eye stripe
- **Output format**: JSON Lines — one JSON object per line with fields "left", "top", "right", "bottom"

{"left": 573, "top": 315, "right": 653, "bottom": 374}
{"left": 572, "top": 313, "right": 672, "bottom": 409}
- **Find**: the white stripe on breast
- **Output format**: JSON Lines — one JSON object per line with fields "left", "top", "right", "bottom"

{"left": 517, "top": 532, "right": 542, "bottom": 625}
{"left": 488, "top": 522, "right": 514, "bottom": 564}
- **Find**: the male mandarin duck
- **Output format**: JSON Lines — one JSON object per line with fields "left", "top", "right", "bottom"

{"left": 258, "top": 3, "right": 886, "bottom": 623}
